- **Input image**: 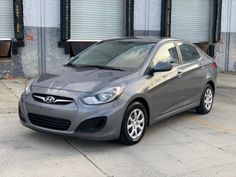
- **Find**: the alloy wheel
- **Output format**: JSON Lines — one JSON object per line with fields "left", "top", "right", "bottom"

{"left": 127, "top": 109, "right": 145, "bottom": 140}
{"left": 204, "top": 88, "right": 213, "bottom": 111}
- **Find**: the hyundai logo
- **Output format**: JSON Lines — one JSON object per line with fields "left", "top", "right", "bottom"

{"left": 44, "top": 96, "right": 56, "bottom": 104}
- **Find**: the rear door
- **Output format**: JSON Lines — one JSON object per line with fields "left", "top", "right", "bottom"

{"left": 175, "top": 42, "right": 207, "bottom": 106}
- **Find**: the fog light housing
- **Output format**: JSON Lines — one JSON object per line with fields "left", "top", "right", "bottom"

{"left": 76, "top": 117, "right": 107, "bottom": 132}
{"left": 18, "top": 104, "right": 26, "bottom": 123}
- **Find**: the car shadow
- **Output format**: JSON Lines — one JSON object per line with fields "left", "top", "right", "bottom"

{"left": 22, "top": 109, "right": 200, "bottom": 153}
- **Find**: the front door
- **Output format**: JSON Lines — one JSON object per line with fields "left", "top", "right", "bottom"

{"left": 147, "top": 42, "right": 186, "bottom": 118}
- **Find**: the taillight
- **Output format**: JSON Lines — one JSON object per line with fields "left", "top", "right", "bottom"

{"left": 211, "top": 62, "right": 218, "bottom": 70}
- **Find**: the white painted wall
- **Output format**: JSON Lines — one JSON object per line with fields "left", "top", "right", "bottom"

{"left": 24, "top": 0, "right": 60, "bottom": 27}
{"left": 216, "top": 0, "right": 236, "bottom": 71}
{"left": 134, "top": 0, "right": 161, "bottom": 33}
{"left": 221, "top": 0, "right": 232, "bottom": 33}
{"left": 230, "top": 0, "right": 236, "bottom": 32}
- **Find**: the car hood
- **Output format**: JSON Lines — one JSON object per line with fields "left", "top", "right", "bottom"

{"left": 32, "top": 66, "right": 136, "bottom": 93}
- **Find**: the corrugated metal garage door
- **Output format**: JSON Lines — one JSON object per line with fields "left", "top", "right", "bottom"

{"left": 71, "top": 0, "right": 125, "bottom": 41}
{"left": 0, "top": 0, "right": 14, "bottom": 38}
{"left": 171, "top": 0, "right": 211, "bottom": 43}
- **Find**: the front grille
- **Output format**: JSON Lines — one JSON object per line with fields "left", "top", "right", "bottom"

{"left": 32, "top": 93, "right": 74, "bottom": 105}
{"left": 28, "top": 113, "right": 71, "bottom": 131}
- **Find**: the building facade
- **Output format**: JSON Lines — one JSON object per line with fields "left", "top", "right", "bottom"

{"left": 0, "top": 0, "right": 235, "bottom": 79}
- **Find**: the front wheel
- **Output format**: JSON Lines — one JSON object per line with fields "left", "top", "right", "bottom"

{"left": 196, "top": 84, "right": 214, "bottom": 114}
{"left": 119, "top": 102, "right": 147, "bottom": 145}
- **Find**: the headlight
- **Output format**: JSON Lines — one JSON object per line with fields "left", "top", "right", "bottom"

{"left": 24, "top": 79, "right": 34, "bottom": 95}
{"left": 81, "top": 84, "right": 125, "bottom": 105}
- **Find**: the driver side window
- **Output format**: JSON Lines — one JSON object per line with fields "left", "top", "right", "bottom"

{"left": 152, "top": 42, "right": 179, "bottom": 67}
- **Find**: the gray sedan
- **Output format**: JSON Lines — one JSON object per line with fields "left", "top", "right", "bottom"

{"left": 19, "top": 37, "right": 217, "bottom": 145}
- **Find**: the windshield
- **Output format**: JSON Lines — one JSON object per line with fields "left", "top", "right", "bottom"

{"left": 71, "top": 41, "right": 155, "bottom": 71}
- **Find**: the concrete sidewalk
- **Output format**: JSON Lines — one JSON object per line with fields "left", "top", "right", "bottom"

{"left": 0, "top": 79, "right": 25, "bottom": 114}
{"left": 0, "top": 73, "right": 236, "bottom": 177}
{"left": 217, "top": 73, "right": 236, "bottom": 89}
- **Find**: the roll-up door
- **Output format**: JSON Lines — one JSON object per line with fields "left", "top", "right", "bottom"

{"left": 171, "top": 0, "right": 211, "bottom": 43}
{"left": 71, "top": 0, "right": 125, "bottom": 41}
{"left": 0, "top": 0, "right": 14, "bottom": 38}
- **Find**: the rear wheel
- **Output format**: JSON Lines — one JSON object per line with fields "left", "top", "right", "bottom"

{"left": 196, "top": 84, "right": 214, "bottom": 114}
{"left": 119, "top": 102, "right": 147, "bottom": 145}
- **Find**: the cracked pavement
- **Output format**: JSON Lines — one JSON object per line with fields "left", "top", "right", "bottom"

{"left": 0, "top": 74, "right": 236, "bottom": 177}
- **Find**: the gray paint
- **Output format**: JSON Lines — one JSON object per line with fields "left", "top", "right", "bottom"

{"left": 19, "top": 38, "right": 217, "bottom": 141}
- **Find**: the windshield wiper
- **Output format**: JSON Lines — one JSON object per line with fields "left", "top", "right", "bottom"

{"left": 64, "top": 63, "right": 124, "bottom": 71}
{"left": 64, "top": 63, "right": 77, "bottom": 67}
{"left": 75, "top": 64, "right": 124, "bottom": 71}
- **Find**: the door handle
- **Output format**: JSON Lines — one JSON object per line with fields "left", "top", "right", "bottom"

{"left": 177, "top": 71, "right": 183, "bottom": 78}
{"left": 200, "top": 63, "right": 205, "bottom": 68}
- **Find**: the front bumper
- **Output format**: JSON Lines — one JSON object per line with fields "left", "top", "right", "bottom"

{"left": 19, "top": 87, "right": 126, "bottom": 141}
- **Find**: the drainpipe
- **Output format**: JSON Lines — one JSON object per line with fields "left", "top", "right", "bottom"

{"left": 38, "top": 0, "right": 46, "bottom": 74}
{"left": 225, "top": 0, "right": 232, "bottom": 72}
{"left": 160, "top": 0, "right": 171, "bottom": 37}
{"left": 126, "top": 0, "right": 134, "bottom": 36}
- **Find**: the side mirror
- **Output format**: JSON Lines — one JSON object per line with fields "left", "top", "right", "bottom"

{"left": 151, "top": 62, "right": 173, "bottom": 74}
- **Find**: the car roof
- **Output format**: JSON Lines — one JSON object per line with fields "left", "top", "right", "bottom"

{"left": 102, "top": 37, "right": 174, "bottom": 43}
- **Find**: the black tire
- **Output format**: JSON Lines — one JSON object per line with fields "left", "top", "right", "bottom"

{"left": 119, "top": 102, "right": 147, "bottom": 145}
{"left": 196, "top": 84, "right": 214, "bottom": 114}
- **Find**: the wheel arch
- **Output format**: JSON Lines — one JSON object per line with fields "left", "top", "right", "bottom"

{"left": 125, "top": 96, "right": 151, "bottom": 127}
{"left": 206, "top": 80, "right": 215, "bottom": 94}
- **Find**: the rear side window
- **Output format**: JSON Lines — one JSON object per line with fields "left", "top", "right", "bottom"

{"left": 178, "top": 43, "right": 200, "bottom": 62}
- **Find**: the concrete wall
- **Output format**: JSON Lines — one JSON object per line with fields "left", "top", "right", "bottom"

{"left": 0, "top": 62, "right": 13, "bottom": 79}
{"left": 215, "top": 0, "right": 236, "bottom": 72}
{"left": 228, "top": 0, "right": 236, "bottom": 71}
